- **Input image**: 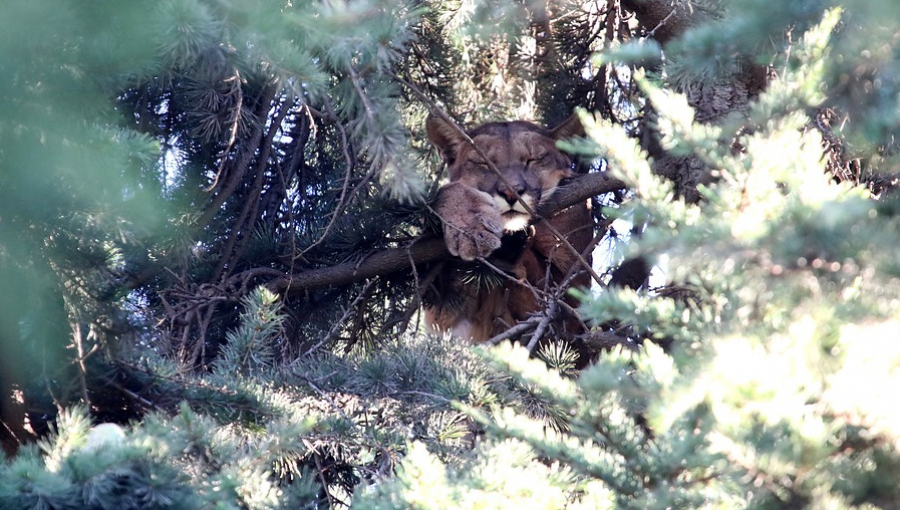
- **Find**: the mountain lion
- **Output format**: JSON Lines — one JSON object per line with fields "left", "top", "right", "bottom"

{"left": 425, "top": 113, "right": 592, "bottom": 344}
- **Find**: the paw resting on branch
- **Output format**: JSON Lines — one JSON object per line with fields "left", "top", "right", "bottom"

{"left": 436, "top": 182, "right": 504, "bottom": 261}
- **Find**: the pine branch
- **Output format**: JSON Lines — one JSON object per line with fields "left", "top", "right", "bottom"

{"left": 265, "top": 172, "right": 624, "bottom": 296}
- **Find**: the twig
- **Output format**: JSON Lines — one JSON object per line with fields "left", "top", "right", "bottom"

{"left": 215, "top": 94, "right": 294, "bottom": 281}
{"left": 303, "top": 279, "right": 377, "bottom": 358}
{"left": 110, "top": 381, "right": 155, "bottom": 409}
{"left": 526, "top": 299, "right": 557, "bottom": 352}
{"left": 191, "top": 304, "right": 217, "bottom": 369}
{"left": 645, "top": 6, "right": 680, "bottom": 39}
{"left": 204, "top": 69, "right": 244, "bottom": 192}
{"left": 299, "top": 99, "right": 358, "bottom": 256}
{"left": 314, "top": 454, "right": 337, "bottom": 510}
{"left": 195, "top": 86, "right": 277, "bottom": 230}
{"left": 487, "top": 319, "right": 539, "bottom": 346}
{"left": 476, "top": 257, "right": 545, "bottom": 304}
{"left": 71, "top": 322, "right": 92, "bottom": 409}
{"left": 383, "top": 254, "right": 443, "bottom": 336}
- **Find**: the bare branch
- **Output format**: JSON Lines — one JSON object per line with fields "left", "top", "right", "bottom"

{"left": 298, "top": 99, "right": 359, "bottom": 257}
{"left": 526, "top": 300, "right": 557, "bottom": 352}
{"left": 487, "top": 319, "right": 539, "bottom": 346}
{"left": 204, "top": 69, "right": 244, "bottom": 192}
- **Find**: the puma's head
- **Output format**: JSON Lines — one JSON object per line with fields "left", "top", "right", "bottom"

{"left": 426, "top": 113, "right": 584, "bottom": 231}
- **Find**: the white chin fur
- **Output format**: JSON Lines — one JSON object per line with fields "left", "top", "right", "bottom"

{"left": 503, "top": 214, "right": 530, "bottom": 232}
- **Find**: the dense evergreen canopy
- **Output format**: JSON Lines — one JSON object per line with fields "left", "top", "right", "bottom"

{"left": 2, "top": 0, "right": 900, "bottom": 508}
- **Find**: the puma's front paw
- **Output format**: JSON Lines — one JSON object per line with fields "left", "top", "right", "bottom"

{"left": 436, "top": 182, "right": 503, "bottom": 261}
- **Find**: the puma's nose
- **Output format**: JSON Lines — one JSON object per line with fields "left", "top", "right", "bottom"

{"left": 499, "top": 185, "right": 526, "bottom": 205}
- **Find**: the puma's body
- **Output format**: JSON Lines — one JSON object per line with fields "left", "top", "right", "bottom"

{"left": 425, "top": 115, "right": 592, "bottom": 343}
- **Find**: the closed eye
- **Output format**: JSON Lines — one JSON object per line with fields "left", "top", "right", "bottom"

{"left": 526, "top": 153, "right": 550, "bottom": 166}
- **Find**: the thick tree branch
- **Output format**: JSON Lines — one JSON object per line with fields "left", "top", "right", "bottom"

{"left": 267, "top": 172, "right": 625, "bottom": 296}
{"left": 537, "top": 172, "right": 623, "bottom": 219}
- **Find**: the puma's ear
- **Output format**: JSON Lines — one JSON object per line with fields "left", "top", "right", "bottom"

{"left": 426, "top": 113, "right": 465, "bottom": 164}
{"left": 550, "top": 112, "right": 585, "bottom": 141}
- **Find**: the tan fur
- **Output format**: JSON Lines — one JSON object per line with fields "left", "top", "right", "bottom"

{"left": 425, "top": 114, "right": 592, "bottom": 343}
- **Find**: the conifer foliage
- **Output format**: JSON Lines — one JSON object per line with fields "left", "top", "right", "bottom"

{"left": 2, "top": 0, "right": 900, "bottom": 509}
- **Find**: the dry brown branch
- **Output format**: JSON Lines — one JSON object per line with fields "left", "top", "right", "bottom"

{"left": 204, "top": 69, "right": 244, "bottom": 192}
{"left": 526, "top": 299, "right": 557, "bottom": 352}
{"left": 487, "top": 319, "right": 539, "bottom": 346}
